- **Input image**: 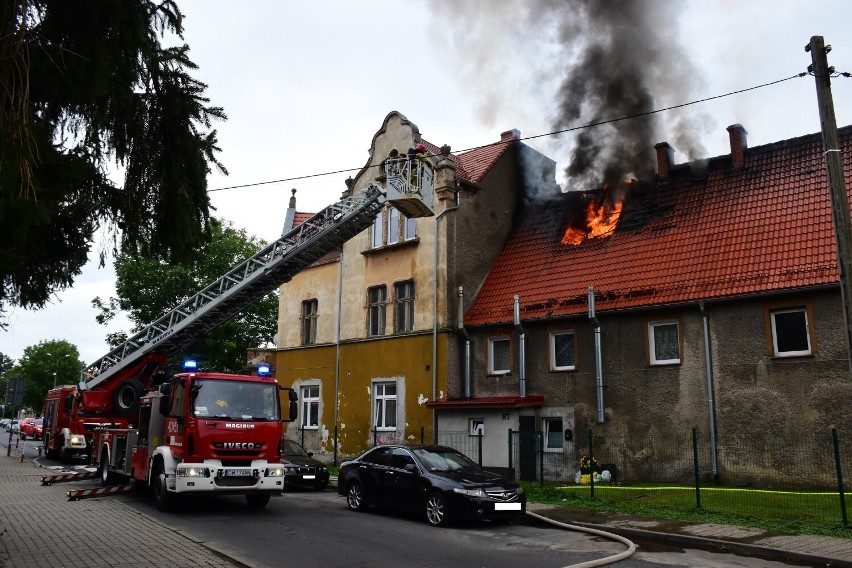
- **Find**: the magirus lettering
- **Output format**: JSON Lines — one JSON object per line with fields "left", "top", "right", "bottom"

{"left": 225, "top": 423, "right": 255, "bottom": 429}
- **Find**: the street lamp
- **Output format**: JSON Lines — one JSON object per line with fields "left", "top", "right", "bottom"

{"left": 47, "top": 353, "right": 71, "bottom": 389}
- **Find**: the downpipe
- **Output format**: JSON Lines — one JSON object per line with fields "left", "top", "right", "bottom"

{"left": 458, "top": 287, "right": 471, "bottom": 398}
{"left": 588, "top": 286, "right": 605, "bottom": 424}
{"left": 513, "top": 295, "right": 526, "bottom": 398}
{"left": 699, "top": 301, "right": 719, "bottom": 478}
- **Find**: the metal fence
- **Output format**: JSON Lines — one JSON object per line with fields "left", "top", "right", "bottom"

{"left": 499, "top": 427, "right": 852, "bottom": 527}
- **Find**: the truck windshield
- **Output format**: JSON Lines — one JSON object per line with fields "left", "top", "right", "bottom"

{"left": 190, "top": 379, "right": 280, "bottom": 421}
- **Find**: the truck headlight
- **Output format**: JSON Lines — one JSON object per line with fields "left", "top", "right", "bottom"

{"left": 177, "top": 466, "right": 210, "bottom": 478}
{"left": 69, "top": 435, "right": 85, "bottom": 445}
{"left": 265, "top": 466, "right": 285, "bottom": 477}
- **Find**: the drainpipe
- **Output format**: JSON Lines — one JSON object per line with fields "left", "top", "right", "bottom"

{"left": 588, "top": 286, "right": 605, "bottom": 423}
{"left": 432, "top": 190, "right": 461, "bottom": 440}
{"left": 513, "top": 296, "right": 526, "bottom": 398}
{"left": 458, "top": 287, "right": 471, "bottom": 398}
{"left": 333, "top": 249, "right": 344, "bottom": 465}
{"left": 698, "top": 301, "right": 719, "bottom": 479}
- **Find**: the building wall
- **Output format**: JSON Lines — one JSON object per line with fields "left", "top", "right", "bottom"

{"left": 275, "top": 333, "right": 448, "bottom": 459}
{"left": 459, "top": 289, "right": 852, "bottom": 483}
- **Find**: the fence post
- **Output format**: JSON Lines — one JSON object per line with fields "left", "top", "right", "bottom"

{"left": 372, "top": 429, "right": 377, "bottom": 447}
{"left": 508, "top": 429, "right": 514, "bottom": 481}
{"left": 478, "top": 432, "right": 483, "bottom": 467}
{"left": 832, "top": 428, "right": 848, "bottom": 527}
{"left": 333, "top": 424, "right": 338, "bottom": 466}
{"left": 588, "top": 429, "right": 595, "bottom": 498}
{"left": 692, "top": 428, "right": 701, "bottom": 509}
{"left": 539, "top": 431, "right": 544, "bottom": 488}
{"left": 300, "top": 426, "right": 305, "bottom": 447}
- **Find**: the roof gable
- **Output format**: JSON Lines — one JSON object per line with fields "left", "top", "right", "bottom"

{"left": 465, "top": 127, "right": 851, "bottom": 325}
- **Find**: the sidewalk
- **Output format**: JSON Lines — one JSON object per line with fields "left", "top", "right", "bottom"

{"left": 2, "top": 454, "right": 851, "bottom": 567}
{"left": 0, "top": 454, "right": 244, "bottom": 568}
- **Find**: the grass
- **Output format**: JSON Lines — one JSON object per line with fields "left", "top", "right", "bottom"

{"left": 521, "top": 481, "right": 852, "bottom": 540}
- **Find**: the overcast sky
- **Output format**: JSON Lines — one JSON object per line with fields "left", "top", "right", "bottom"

{"left": 3, "top": 0, "right": 851, "bottom": 364}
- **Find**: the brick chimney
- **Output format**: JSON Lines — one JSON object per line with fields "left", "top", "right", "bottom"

{"left": 654, "top": 142, "right": 675, "bottom": 179}
{"left": 500, "top": 129, "right": 520, "bottom": 143}
{"left": 727, "top": 124, "right": 748, "bottom": 171}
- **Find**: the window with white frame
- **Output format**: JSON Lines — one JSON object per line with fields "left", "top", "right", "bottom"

{"left": 770, "top": 307, "right": 812, "bottom": 357}
{"left": 549, "top": 330, "right": 576, "bottom": 371}
{"left": 371, "top": 209, "right": 383, "bottom": 248}
{"left": 373, "top": 382, "right": 397, "bottom": 430}
{"left": 488, "top": 336, "right": 511, "bottom": 375}
{"left": 301, "top": 385, "right": 319, "bottom": 429}
{"left": 648, "top": 320, "right": 680, "bottom": 365}
{"left": 367, "top": 285, "right": 386, "bottom": 336}
{"left": 387, "top": 207, "right": 401, "bottom": 245}
{"left": 301, "top": 299, "right": 318, "bottom": 345}
{"left": 543, "top": 417, "right": 563, "bottom": 451}
{"left": 469, "top": 418, "right": 484, "bottom": 436}
{"left": 394, "top": 280, "right": 415, "bottom": 333}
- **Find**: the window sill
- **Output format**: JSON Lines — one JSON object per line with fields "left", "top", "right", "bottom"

{"left": 488, "top": 372, "right": 511, "bottom": 377}
{"left": 549, "top": 367, "right": 576, "bottom": 373}
{"left": 363, "top": 237, "right": 420, "bottom": 256}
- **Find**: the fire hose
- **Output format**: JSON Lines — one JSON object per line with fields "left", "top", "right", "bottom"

{"left": 526, "top": 511, "right": 637, "bottom": 567}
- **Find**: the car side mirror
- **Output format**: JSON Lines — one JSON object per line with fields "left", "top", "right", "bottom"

{"left": 404, "top": 463, "right": 418, "bottom": 473}
{"left": 158, "top": 383, "right": 172, "bottom": 416}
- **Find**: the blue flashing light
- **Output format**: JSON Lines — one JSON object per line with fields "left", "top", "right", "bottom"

{"left": 258, "top": 364, "right": 271, "bottom": 377}
{"left": 183, "top": 359, "right": 198, "bottom": 372}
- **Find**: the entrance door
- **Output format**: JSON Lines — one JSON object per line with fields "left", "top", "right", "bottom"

{"left": 518, "top": 415, "right": 536, "bottom": 482}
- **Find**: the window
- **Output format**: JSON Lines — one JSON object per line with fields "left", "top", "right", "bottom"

{"left": 770, "top": 307, "right": 811, "bottom": 356}
{"left": 301, "top": 385, "right": 319, "bottom": 429}
{"left": 367, "top": 285, "right": 387, "bottom": 336}
{"left": 394, "top": 280, "right": 415, "bottom": 333}
{"left": 648, "top": 320, "right": 680, "bottom": 365}
{"left": 549, "top": 330, "right": 576, "bottom": 371}
{"left": 301, "top": 299, "right": 318, "bottom": 345}
{"left": 371, "top": 209, "right": 383, "bottom": 248}
{"left": 387, "top": 207, "right": 400, "bottom": 245}
{"left": 543, "top": 417, "right": 563, "bottom": 452}
{"left": 469, "top": 418, "right": 484, "bottom": 436}
{"left": 373, "top": 382, "right": 397, "bottom": 430}
{"left": 488, "top": 336, "right": 511, "bottom": 374}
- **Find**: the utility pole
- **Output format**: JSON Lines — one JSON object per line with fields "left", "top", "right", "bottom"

{"left": 807, "top": 35, "right": 852, "bottom": 378}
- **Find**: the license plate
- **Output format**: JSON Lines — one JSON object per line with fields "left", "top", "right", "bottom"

{"left": 302, "top": 474, "right": 316, "bottom": 480}
{"left": 494, "top": 502, "right": 521, "bottom": 511}
{"left": 223, "top": 468, "right": 251, "bottom": 477}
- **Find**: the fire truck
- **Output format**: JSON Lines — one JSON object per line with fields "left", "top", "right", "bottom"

{"left": 41, "top": 164, "right": 435, "bottom": 510}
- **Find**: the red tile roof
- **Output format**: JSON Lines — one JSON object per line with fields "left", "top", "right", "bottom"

{"left": 465, "top": 127, "right": 852, "bottom": 325}
{"left": 420, "top": 131, "right": 518, "bottom": 185}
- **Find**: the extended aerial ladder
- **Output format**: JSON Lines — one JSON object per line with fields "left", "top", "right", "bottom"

{"left": 77, "top": 169, "right": 435, "bottom": 416}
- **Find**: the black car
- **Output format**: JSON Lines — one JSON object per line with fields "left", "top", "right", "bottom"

{"left": 337, "top": 444, "right": 526, "bottom": 527}
{"left": 282, "top": 438, "right": 330, "bottom": 490}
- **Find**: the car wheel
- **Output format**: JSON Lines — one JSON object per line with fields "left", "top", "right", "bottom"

{"left": 245, "top": 494, "right": 271, "bottom": 508}
{"left": 346, "top": 482, "right": 368, "bottom": 511}
{"left": 20, "top": 432, "right": 26, "bottom": 441}
{"left": 152, "top": 460, "right": 174, "bottom": 512}
{"left": 425, "top": 492, "right": 451, "bottom": 527}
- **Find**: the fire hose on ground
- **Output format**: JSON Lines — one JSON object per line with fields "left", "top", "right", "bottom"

{"left": 526, "top": 511, "right": 637, "bottom": 568}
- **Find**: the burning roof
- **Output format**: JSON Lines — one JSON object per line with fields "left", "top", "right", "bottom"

{"left": 464, "top": 126, "right": 852, "bottom": 325}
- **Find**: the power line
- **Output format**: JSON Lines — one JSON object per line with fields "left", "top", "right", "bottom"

{"left": 209, "top": 72, "right": 808, "bottom": 194}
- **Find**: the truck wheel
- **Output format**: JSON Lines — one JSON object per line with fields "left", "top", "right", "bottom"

{"left": 45, "top": 437, "right": 58, "bottom": 460}
{"left": 152, "top": 460, "right": 175, "bottom": 512}
{"left": 245, "top": 494, "right": 271, "bottom": 509}
{"left": 99, "top": 450, "right": 117, "bottom": 486}
{"left": 58, "top": 439, "right": 71, "bottom": 465}
{"left": 113, "top": 378, "right": 145, "bottom": 418}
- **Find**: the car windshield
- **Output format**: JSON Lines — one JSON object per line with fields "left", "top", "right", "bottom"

{"left": 190, "top": 379, "right": 280, "bottom": 421}
{"left": 283, "top": 439, "right": 309, "bottom": 457}
{"left": 412, "top": 448, "right": 480, "bottom": 472}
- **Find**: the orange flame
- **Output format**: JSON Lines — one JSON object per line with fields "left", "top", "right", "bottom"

{"left": 561, "top": 190, "right": 624, "bottom": 246}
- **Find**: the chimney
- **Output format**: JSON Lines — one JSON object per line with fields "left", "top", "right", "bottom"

{"left": 281, "top": 188, "right": 297, "bottom": 236}
{"left": 727, "top": 124, "right": 748, "bottom": 171}
{"left": 654, "top": 142, "right": 675, "bottom": 179}
{"left": 500, "top": 129, "right": 520, "bottom": 143}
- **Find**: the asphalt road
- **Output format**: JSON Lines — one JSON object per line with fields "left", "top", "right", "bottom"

{"left": 1, "top": 433, "right": 812, "bottom": 568}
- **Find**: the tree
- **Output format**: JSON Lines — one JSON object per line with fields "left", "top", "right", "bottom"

{"left": 0, "top": 0, "right": 226, "bottom": 327}
{"left": 93, "top": 220, "right": 277, "bottom": 373}
{"left": 14, "top": 340, "right": 82, "bottom": 411}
